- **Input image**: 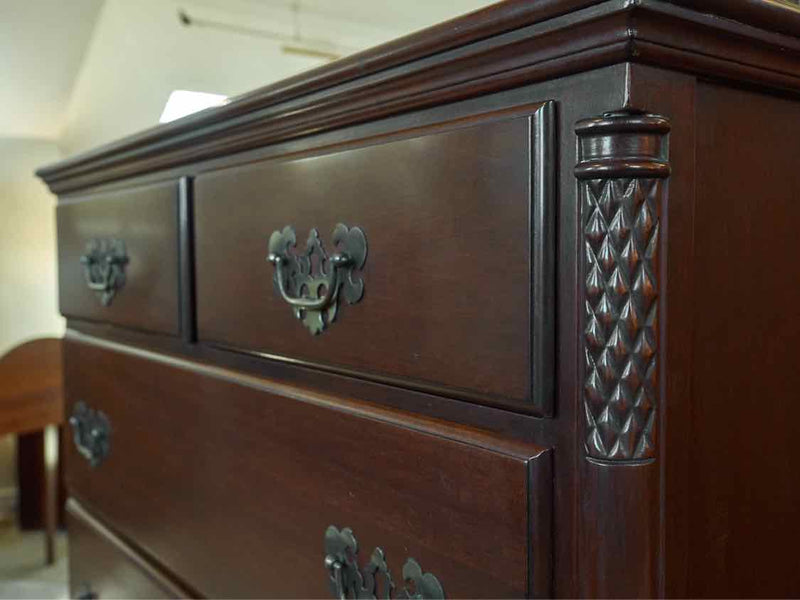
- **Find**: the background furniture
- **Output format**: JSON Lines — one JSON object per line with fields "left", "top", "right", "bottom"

{"left": 36, "top": 0, "right": 800, "bottom": 597}
{"left": 0, "top": 337, "right": 64, "bottom": 565}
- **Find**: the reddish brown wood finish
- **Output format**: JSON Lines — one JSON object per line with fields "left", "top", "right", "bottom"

{"left": 668, "top": 0, "right": 800, "bottom": 37}
{"left": 57, "top": 181, "right": 180, "bottom": 336}
{"left": 580, "top": 463, "right": 659, "bottom": 597}
{"left": 33, "top": 1, "right": 800, "bottom": 597}
{"left": 59, "top": 63, "right": 628, "bottom": 598}
{"left": 681, "top": 81, "right": 800, "bottom": 598}
{"left": 67, "top": 499, "right": 191, "bottom": 599}
{"left": 63, "top": 337, "right": 552, "bottom": 599}
{"left": 195, "top": 113, "right": 549, "bottom": 412}
{"left": 627, "top": 64, "right": 699, "bottom": 599}
{"left": 17, "top": 429, "right": 68, "bottom": 530}
{"left": 0, "top": 338, "right": 63, "bottom": 436}
{"left": 0, "top": 338, "right": 66, "bottom": 563}
{"left": 573, "top": 105, "right": 671, "bottom": 598}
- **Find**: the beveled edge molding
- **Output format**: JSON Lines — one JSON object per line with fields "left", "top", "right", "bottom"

{"left": 62, "top": 329, "right": 551, "bottom": 463}
{"left": 665, "top": 0, "right": 800, "bottom": 38}
{"left": 576, "top": 109, "right": 669, "bottom": 463}
{"left": 37, "top": 0, "right": 800, "bottom": 194}
{"left": 66, "top": 498, "right": 199, "bottom": 599}
{"left": 531, "top": 101, "right": 557, "bottom": 417}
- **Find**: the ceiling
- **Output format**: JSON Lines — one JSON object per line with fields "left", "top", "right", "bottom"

{"left": 0, "top": 0, "right": 104, "bottom": 139}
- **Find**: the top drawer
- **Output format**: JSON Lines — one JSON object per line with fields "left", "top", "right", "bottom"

{"left": 57, "top": 181, "right": 181, "bottom": 336}
{"left": 195, "top": 105, "right": 555, "bottom": 414}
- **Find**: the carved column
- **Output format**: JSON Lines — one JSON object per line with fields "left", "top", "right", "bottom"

{"left": 575, "top": 110, "right": 670, "bottom": 597}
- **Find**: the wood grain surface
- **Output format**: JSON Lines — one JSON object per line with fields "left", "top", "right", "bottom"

{"left": 0, "top": 338, "right": 63, "bottom": 436}
{"left": 67, "top": 499, "right": 192, "bottom": 599}
{"left": 195, "top": 113, "right": 553, "bottom": 413}
{"left": 681, "top": 81, "right": 800, "bottom": 598}
{"left": 63, "top": 338, "right": 551, "bottom": 598}
{"left": 57, "top": 182, "right": 180, "bottom": 335}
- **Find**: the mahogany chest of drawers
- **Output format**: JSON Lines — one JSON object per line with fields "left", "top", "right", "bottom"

{"left": 37, "top": 0, "right": 800, "bottom": 597}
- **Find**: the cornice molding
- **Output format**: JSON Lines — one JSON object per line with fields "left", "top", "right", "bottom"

{"left": 666, "top": 0, "right": 800, "bottom": 38}
{"left": 37, "top": 0, "right": 800, "bottom": 194}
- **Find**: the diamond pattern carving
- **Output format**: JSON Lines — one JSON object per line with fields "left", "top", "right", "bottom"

{"left": 583, "top": 177, "right": 660, "bottom": 461}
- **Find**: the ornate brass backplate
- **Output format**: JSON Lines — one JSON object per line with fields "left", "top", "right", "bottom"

{"left": 80, "top": 238, "right": 129, "bottom": 306}
{"left": 267, "top": 224, "right": 367, "bottom": 335}
{"left": 69, "top": 401, "right": 111, "bottom": 468}
{"left": 324, "top": 525, "right": 444, "bottom": 599}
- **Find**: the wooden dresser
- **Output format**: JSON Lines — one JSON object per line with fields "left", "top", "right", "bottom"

{"left": 36, "top": 0, "right": 800, "bottom": 597}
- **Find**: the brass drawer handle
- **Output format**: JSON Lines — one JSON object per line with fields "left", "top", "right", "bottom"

{"left": 80, "top": 238, "right": 128, "bottom": 306}
{"left": 69, "top": 402, "right": 111, "bottom": 468}
{"left": 324, "top": 525, "right": 444, "bottom": 599}
{"left": 267, "top": 224, "right": 367, "bottom": 335}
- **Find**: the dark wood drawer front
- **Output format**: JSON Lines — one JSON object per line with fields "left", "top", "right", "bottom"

{"left": 67, "top": 499, "right": 189, "bottom": 599}
{"left": 64, "top": 338, "right": 552, "bottom": 599}
{"left": 195, "top": 106, "right": 554, "bottom": 414}
{"left": 57, "top": 181, "right": 180, "bottom": 335}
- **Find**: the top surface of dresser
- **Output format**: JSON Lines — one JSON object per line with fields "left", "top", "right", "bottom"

{"left": 35, "top": 0, "right": 800, "bottom": 195}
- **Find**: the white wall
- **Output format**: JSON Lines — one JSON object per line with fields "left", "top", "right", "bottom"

{"left": 0, "top": 138, "right": 65, "bottom": 517}
{"left": 0, "top": 139, "right": 64, "bottom": 356}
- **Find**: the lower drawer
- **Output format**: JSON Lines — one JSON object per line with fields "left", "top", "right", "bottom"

{"left": 63, "top": 337, "right": 552, "bottom": 598}
{"left": 67, "top": 499, "right": 189, "bottom": 599}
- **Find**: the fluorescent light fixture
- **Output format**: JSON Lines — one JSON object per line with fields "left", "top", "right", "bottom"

{"left": 159, "top": 90, "right": 228, "bottom": 123}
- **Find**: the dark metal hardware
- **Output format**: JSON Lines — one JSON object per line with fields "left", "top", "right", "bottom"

{"left": 324, "top": 525, "right": 444, "bottom": 599}
{"left": 75, "top": 583, "right": 98, "bottom": 600}
{"left": 69, "top": 402, "right": 111, "bottom": 468}
{"left": 267, "top": 224, "right": 367, "bottom": 335}
{"left": 80, "top": 238, "right": 129, "bottom": 306}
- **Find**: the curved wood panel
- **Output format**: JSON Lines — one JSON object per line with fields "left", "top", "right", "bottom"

{"left": 0, "top": 337, "right": 63, "bottom": 436}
